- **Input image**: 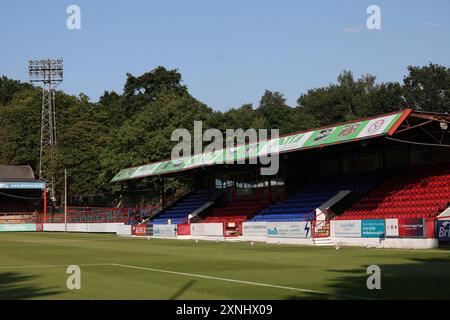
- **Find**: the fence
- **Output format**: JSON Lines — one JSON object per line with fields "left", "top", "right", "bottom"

{"left": 0, "top": 206, "right": 156, "bottom": 224}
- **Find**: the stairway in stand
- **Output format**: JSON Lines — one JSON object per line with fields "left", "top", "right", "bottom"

{"left": 312, "top": 220, "right": 334, "bottom": 246}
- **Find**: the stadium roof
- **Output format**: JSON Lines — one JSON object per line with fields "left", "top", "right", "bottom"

{"left": 0, "top": 165, "right": 36, "bottom": 182}
{"left": 111, "top": 109, "right": 422, "bottom": 183}
{"left": 0, "top": 165, "right": 45, "bottom": 189}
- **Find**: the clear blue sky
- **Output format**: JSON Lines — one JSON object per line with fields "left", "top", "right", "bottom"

{"left": 0, "top": 0, "right": 449, "bottom": 111}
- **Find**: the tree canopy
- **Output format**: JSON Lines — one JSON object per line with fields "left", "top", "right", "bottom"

{"left": 0, "top": 64, "right": 448, "bottom": 205}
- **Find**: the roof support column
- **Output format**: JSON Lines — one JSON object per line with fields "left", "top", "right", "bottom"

{"left": 160, "top": 176, "right": 165, "bottom": 210}
{"left": 268, "top": 176, "right": 272, "bottom": 203}
{"left": 43, "top": 187, "right": 47, "bottom": 223}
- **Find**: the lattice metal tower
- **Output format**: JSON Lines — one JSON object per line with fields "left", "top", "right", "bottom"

{"left": 28, "top": 58, "right": 63, "bottom": 202}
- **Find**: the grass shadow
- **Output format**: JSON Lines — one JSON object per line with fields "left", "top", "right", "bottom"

{"left": 0, "top": 272, "right": 62, "bottom": 300}
{"left": 285, "top": 255, "right": 450, "bottom": 300}
{"left": 168, "top": 280, "right": 196, "bottom": 300}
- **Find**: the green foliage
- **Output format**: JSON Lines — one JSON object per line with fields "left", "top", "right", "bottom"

{"left": 257, "top": 90, "right": 291, "bottom": 133}
{"left": 298, "top": 71, "right": 403, "bottom": 126}
{"left": 122, "top": 66, "right": 188, "bottom": 119}
{"left": 0, "top": 76, "right": 32, "bottom": 106}
{"left": 0, "top": 63, "right": 447, "bottom": 205}
{"left": 0, "top": 89, "right": 41, "bottom": 168}
{"left": 403, "top": 63, "right": 450, "bottom": 113}
{"left": 55, "top": 93, "right": 109, "bottom": 198}
{"left": 102, "top": 89, "right": 212, "bottom": 197}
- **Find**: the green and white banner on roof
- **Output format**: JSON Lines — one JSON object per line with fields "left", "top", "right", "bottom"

{"left": 112, "top": 111, "right": 406, "bottom": 182}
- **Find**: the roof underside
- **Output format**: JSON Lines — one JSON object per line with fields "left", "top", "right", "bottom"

{"left": 111, "top": 110, "right": 424, "bottom": 183}
{"left": 386, "top": 111, "right": 450, "bottom": 147}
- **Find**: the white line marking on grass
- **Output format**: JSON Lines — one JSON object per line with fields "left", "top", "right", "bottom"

{"left": 111, "top": 263, "right": 371, "bottom": 300}
{"left": 0, "top": 262, "right": 373, "bottom": 299}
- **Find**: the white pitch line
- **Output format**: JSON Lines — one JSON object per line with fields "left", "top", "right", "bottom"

{"left": 0, "top": 262, "right": 372, "bottom": 299}
{"left": 111, "top": 263, "right": 371, "bottom": 300}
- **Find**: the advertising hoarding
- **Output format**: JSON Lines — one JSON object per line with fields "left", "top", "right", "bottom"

{"left": 176, "top": 224, "right": 191, "bottom": 235}
{"left": 0, "top": 182, "right": 45, "bottom": 189}
{"left": 132, "top": 224, "right": 148, "bottom": 236}
{"left": 398, "top": 218, "right": 425, "bottom": 237}
{"left": 153, "top": 224, "right": 177, "bottom": 237}
{"left": 361, "top": 219, "right": 385, "bottom": 238}
{"left": 331, "top": 220, "right": 361, "bottom": 238}
{"left": 436, "top": 220, "right": 450, "bottom": 240}
{"left": 266, "top": 222, "right": 311, "bottom": 238}
{"left": 190, "top": 223, "right": 223, "bottom": 236}
{"left": 0, "top": 224, "right": 37, "bottom": 232}
{"left": 242, "top": 222, "right": 267, "bottom": 237}
{"left": 385, "top": 219, "right": 399, "bottom": 237}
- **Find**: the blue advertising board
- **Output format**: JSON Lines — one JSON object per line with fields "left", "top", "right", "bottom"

{"left": 0, "top": 182, "right": 45, "bottom": 189}
{"left": 436, "top": 220, "right": 450, "bottom": 240}
{"left": 361, "top": 219, "right": 385, "bottom": 238}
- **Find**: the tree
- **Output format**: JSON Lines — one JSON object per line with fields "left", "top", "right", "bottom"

{"left": 282, "top": 108, "right": 319, "bottom": 134}
{"left": 0, "top": 89, "right": 41, "bottom": 168}
{"left": 366, "top": 82, "right": 403, "bottom": 115}
{"left": 1, "top": 63, "right": 448, "bottom": 206}
{"left": 257, "top": 90, "right": 291, "bottom": 133}
{"left": 55, "top": 93, "right": 109, "bottom": 199}
{"left": 122, "top": 66, "right": 188, "bottom": 119}
{"left": 101, "top": 89, "right": 213, "bottom": 194}
{"left": 403, "top": 63, "right": 450, "bottom": 113}
{"left": 98, "top": 90, "right": 125, "bottom": 127}
{"left": 0, "top": 76, "right": 32, "bottom": 107}
{"left": 298, "top": 71, "right": 403, "bottom": 126}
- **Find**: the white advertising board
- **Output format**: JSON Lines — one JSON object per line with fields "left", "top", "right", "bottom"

{"left": 385, "top": 219, "right": 399, "bottom": 237}
{"left": 190, "top": 223, "right": 223, "bottom": 236}
{"left": 116, "top": 224, "right": 132, "bottom": 236}
{"left": 242, "top": 222, "right": 267, "bottom": 237}
{"left": 266, "top": 222, "right": 311, "bottom": 238}
{"left": 43, "top": 223, "right": 122, "bottom": 233}
{"left": 331, "top": 220, "right": 362, "bottom": 238}
{"left": 153, "top": 224, "right": 177, "bottom": 237}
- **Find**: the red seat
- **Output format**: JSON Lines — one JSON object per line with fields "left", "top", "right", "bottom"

{"left": 335, "top": 164, "right": 449, "bottom": 220}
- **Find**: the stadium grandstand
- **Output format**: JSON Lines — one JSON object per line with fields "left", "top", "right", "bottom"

{"left": 1, "top": 109, "right": 449, "bottom": 248}
{"left": 110, "top": 109, "right": 450, "bottom": 247}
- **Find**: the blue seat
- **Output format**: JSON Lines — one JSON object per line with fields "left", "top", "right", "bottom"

{"left": 249, "top": 172, "right": 384, "bottom": 222}
{"left": 151, "top": 190, "right": 209, "bottom": 224}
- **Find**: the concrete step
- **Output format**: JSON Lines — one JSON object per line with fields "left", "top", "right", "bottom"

{"left": 313, "top": 237, "right": 334, "bottom": 246}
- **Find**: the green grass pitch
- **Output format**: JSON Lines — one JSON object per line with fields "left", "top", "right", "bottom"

{"left": 0, "top": 232, "right": 449, "bottom": 300}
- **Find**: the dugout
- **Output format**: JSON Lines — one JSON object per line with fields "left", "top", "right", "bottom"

{"left": 0, "top": 165, "right": 46, "bottom": 223}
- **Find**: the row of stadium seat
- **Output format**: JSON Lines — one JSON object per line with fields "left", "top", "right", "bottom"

{"left": 203, "top": 199, "right": 269, "bottom": 224}
{"left": 336, "top": 164, "right": 450, "bottom": 220}
{"left": 152, "top": 190, "right": 209, "bottom": 225}
{"left": 249, "top": 172, "right": 385, "bottom": 222}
